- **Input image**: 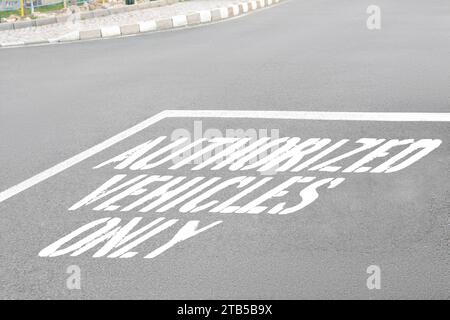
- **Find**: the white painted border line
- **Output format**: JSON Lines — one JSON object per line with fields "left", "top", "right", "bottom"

{"left": 0, "top": 109, "right": 448, "bottom": 204}
{"left": 0, "top": 111, "right": 169, "bottom": 204}
{"left": 163, "top": 110, "right": 450, "bottom": 122}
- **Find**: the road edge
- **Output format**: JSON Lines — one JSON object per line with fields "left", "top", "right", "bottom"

{"left": 0, "top": 0, "right": 283, "bottom": 48}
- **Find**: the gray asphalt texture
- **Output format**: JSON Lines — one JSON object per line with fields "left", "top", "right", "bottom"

{"left": 0, "top": 0, "right": 449, "bottom": 299}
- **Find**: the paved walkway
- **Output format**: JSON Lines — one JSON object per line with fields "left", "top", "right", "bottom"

{"left": 0, "top": 0, "right": 240, "bottom": 45}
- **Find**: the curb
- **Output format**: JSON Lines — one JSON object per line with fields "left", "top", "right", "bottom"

{"left": 0, "top": 0, "right": 183, "bottom": 31}
{"left": 0, "top": 0, "right": 282, "bottom": 48}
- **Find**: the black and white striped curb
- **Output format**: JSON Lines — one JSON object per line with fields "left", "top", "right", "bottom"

{"left": 0, "top": 0, "right": 282, "bottom": 47}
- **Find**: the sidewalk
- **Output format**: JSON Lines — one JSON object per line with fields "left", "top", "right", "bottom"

{"left": 0, "top": 0, "right": 280, "bottom": 47}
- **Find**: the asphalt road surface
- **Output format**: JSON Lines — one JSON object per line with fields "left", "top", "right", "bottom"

{"left": 0, "top": 0, "right": 449, "bottom": 299}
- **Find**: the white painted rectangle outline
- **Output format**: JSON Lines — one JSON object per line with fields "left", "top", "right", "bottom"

{"left": 1, "top": 109, "right": 449, "bottom": 204}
